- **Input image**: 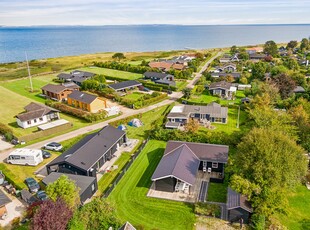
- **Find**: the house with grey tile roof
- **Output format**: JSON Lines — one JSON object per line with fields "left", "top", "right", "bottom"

{"left": 226, "top": 188, "right": 253, "bottom": 223}
{"left": 165, "top": 103, "right": 228, "bottom": 129}
{"left": 16, "top": 102, "right": 60, "bottom": 129}
{"left": 208, "top": 81, "right": 237, "bottom": 98}
{"left": 143, "top": 72, "right": 176, "bottom": 87}
{"left": 108, "top": 80, "right": 142, "bottom": 92}
{"left": 151, "top": 141, "right": 229, "bottom": 194}
{"left": 46, "top": 125, "right": 126, "bottom": 177}
{"left": 57, "top": 70, "right": 95, "bottom": 86}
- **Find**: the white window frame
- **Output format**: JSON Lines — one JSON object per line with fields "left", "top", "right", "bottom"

{"left": 212, "top": 162, "right": 218, "bottom": 168}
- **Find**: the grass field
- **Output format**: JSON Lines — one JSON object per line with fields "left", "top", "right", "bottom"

{"left": 275, "top": 185, "right": 310, "bottom": 230}
{"left": 122, "top": 92, "right": 145, "bottom": 101}
{"left": 189, "top": 90, "right": 246, "bottom": 106}
{"left": 78, "top": 66, "right": 143, "bottom": 80}
{"left": 121, "top": 105, "right": 171, "bottom": 140}
{"left": 176, "top": 80, "right": 188, "bottom": 91}
{"left": 108, "top": 140, "right": 195, "bottom": 230}
{"left": 207, "top": 182, "right": 228, "bottom": 203}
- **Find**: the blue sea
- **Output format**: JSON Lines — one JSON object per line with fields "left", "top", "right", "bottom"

{"left": 0, "top": 24, "right": 310, "bottom": 63}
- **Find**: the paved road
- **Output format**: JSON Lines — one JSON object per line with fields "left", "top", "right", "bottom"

{"left": 186, "top": 51, "right": 222, "bottom": 89}
{"left": 0, "top": 52, "right": 220, "bottom": 161}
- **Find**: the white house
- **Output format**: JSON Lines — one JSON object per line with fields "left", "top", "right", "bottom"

{"left": 16, "top": 103, "right": 60, "bottom": 129}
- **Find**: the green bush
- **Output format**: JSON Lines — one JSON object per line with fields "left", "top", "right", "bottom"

{"left": 251, "top": 214, "right": 266, "bottom": 230}
{"left": 93, "top": 61, "right": 159, "bottom": 74}
{"left": 0, "top": 164, "right": 25, "bottom": 190}
{"left": 194, "top": 203, "right": 221, "bottom": 217}
{"left": 0, "top": 122, "right": 14, "bottom": 141}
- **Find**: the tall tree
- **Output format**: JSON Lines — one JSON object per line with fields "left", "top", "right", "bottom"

{"left": 182, "top": 87, "right": 192, "bottom": 99}
{"left": 230, "top": 45, "right": 238, "bottom": 54}
{"left": 231, "top": 128, "right": 307, "bottom": 216}
{"left": 272, "top": 73, "right": 296, "bottom": 99}
{"left": 184, "top": 118, "right": 200, "bottom": 134}
{"left": 251, "top": 62, "right": 268, "bottom": 80}
{"left": 46, "top": 175, "right": 80, "bottom": 210}
{"left": 112, "top": 52, "right": 126, "bottom": 61}
{"left": 300, "top": 38, "right": 310, "bottom": 51}
{"left": 68, "top": 198, "right": 121, "bottom": 230}
{"left": 263, "top": 40, "right": 279, "bottom": 56}
{"left": 286, "top": 40, "right": 298, "bottom": 49}
{"left": 32, "top": 199, "right": 73, "bottom": 230}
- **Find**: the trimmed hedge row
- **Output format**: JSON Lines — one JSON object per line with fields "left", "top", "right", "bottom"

{"left": 46, "top": 101, "right": 107, "bottom": 122}
{"left": 93, "top": 61, "right": 160, "bottom": 74}
{"left": 0, "top": 164, "right": 25, "bottom": 190}
{"left": 0, "top": 122, "right": 14, "bottom": 141}
{"left": 138, "top": 80, "right": 177, "bottom": 91}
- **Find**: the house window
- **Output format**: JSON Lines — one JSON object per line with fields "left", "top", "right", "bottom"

{"left": 34, "top": 119, "right": 37, "bottom": 123}
{"left": 214, "top": 117, "right": 222, "bottom": 123}
{"left": 39, "top": 118, "right": 43, "bottom": 121}
{"left": 212, "top": 162, "right": 218, "bottom": 168}
{"left": 27, "top": 121, "right": 31, "bottom": 125}
{"left": 91, "top": 184, "right": 95, "bottom": 192}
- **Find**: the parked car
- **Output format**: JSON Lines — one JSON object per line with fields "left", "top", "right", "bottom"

{"left": 25, "top": 177, "right": 40, "bottom": 193}
{"left": 36, "top": 191, "right": 48, "bottom": 201}
{"left": 44, "top": 142, "right": 63, "bottom": 151}
{"left": 41, "top": 150, "right": 51, "bottom": 159}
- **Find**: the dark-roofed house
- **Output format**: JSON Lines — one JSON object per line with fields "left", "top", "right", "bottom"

{"left": 216, "top": 63, "right": 237, "bottom": 72}
{"left": 151, "top": 141, "right": 229, "bottom": 194}
{"left": 46, "top": 125, "right": 126, "bottom": 177}
{"left": 119, "top": 222, "right": 136, "bottom": 230}
{"left": 226, "top": 188, "right": 253, "bottom": 223}
{"left": 108, "top": 80, "right": 142, "bottom": 92}
{"left": 293, "top": 86, "right": 306, "bottom": 93}
{"left": 67, "top": 91, "right": 107, "bottom": 113}
{"left": 0, "top": 189, "right": 11, "bottom": 218}
{"left": 57, "top": 70, "right": 95, "bottom": 86}
{"left": 211, "top": 72, "right": 241, "bottom": 79}
{"left": 143, "top": 72, "right": 176, "bottom": 87}
{"left": 41, "top": 83, "right": 80, "bottom": 101}
{"left": 42, "top": 172, "right": 98, "bottom": 204}
{"left": 209, "top": 81, "right": 236, "bottom": 98}
{"left": 249, "top": 53, "right": 267, "bottom": 61}
{"left": 16, "top": 102, "right": 60, "bottom": 129}
{"left": 165, "top": 103, "right": 228, "bottom": 129}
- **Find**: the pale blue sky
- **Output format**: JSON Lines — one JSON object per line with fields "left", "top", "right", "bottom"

{"left": 1, "top": 0, "right": 310, "bottom": 26}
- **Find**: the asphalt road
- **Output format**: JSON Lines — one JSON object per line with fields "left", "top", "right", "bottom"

{"left": 0, "top": 52, "right": 220, "bottom": 162}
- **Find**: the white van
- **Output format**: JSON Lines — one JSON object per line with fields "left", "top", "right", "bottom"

{"left": 7, "top": 149, "right": 43, "bottom": 166}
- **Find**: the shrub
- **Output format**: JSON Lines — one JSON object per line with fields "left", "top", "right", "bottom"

{"left": 0, "top": 164, "right": 24, "bottom": 190}
{"left": 194, "top": 203, "right": 221, "bottom": 217}
{"left": 251, "top": 214, "right": 266, "bottom": 230}
{"left": 0, "top": 122, "right": 14, "bottom": 141}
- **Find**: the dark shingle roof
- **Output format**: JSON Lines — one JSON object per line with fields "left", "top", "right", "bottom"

{"left": 47, "top": 125, "right": 126, "bottom": 171}
{"left": 41, "top": 84, "right": 67, "bottom": 94}
{"left": 227, "top": 188, "right": 253, "bottom": 213}
{"left": 57, "top": 70, "right": 95, "bottom": 83}
{"left": 42, "top": 172, "right": 96, "bottom": 196}
{"left": 57, "top": 73, "right": 72, "bottom": 80}
{"left": 144, "top": 72, "right": 171, "bottom": 80}
{"left": 0, "top": 190, "right": 11, "bottom": 207}
{"left": 68, "top": 91, "right": 98, "bottom": 104}
{"left": 16, "top": 102, "right": 59, "bottom": 122}
{"left": 108, "top": 80, "right": 142, "bottom": 91}
{"left": 209, "top": 81, "right": 232, "bottom": 90}
{"left": 293, "top": 86, "right": 306, "bottom": 93}
{"left": 164, "top": 141, "right": 229, "bottom": 163}
{"left": 151, "top": 144, "right": 200, "bottom": 185}
{"left": 211, "top": 72, "right": 241, "bottom": 78}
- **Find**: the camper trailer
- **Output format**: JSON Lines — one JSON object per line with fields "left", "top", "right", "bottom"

{"left": 7, "top": 149, "right": 43, "bottom": 166}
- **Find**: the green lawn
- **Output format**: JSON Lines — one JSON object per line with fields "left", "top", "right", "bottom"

{"left": 176, "top": 80, "right": 188, "bottom": 91}
{"left": 2, "top": 74, "right": 58, "bottom": 103}
{"left": 78, "top": 66, "right": 143, "bottom": 80}
{"left": 189, "top": 90, "right": 246, "bottom": 106}
{"left": 198, "top": 107, "right": 248, "bottom": 135}
{"left": 108, "top": 140, "right": 195, "bottom": 230}
{"left": 276, "top": 185, "right": 310, "bottom": 230}
{"left": 207, "top": 182, "right": 228, "bottom": 203}
{"left": 121, "top": 105, "right": 171, "bottom": 140}
{"left": 122, "top": 92, "right": 145, "bottom": 101}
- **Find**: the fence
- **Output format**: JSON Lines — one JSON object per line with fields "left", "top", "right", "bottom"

{"left": 102, "top": 138, "right": 149, "bottom": 198}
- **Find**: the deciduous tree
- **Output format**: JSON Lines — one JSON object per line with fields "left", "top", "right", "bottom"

{"left": 263, "top": 40, "right": 279, "bottom": 56}
{"left": 272, "top": 73, "right": 296, "bottom": 99}
{"left": 32, "top": 199, "right": 73, "bottom": 230}
{"left": 112, "top": 52, "right": 126, "bottom": 61}
{"left": 68, "top": 198, "right": 121, "bottom": 230}
{"left": 184, "top": 118, "right": 199, "bottom": 134}
{"left": 286, "top": 40, "right": 298, "bottom": 49}
{"left": 300, "top": 38, "right": 309, "bottom": 51}
{"left": 46, "top": 175, "right": 80, "bottom": 210}
{"left": 231, "top": 128, "right": 307, "bottom": 216}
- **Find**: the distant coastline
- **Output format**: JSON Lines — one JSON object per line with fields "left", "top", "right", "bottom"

{"left": 1, "top": 24, "right": 310, "bottom": 63}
